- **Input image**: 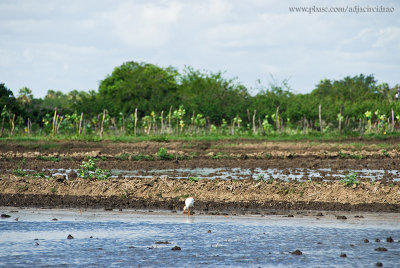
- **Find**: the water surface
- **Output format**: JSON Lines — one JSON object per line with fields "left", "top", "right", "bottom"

{"left": 1, "top": 209, "right": 399, "bottom": 267}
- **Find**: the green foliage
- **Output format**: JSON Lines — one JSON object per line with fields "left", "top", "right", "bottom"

{"left": 98, "top": 61, "right": 179, "bottom": 115}
{"left": 12, "top": 169, "right": 27, "bottom": 176}
{"left": 255, "top": 174, "right": 265, "bottom": 182}
{"left": 77, "top": 158, "right": 111, "bottom": 180}
{"left": 175, "top": 194, "right": 190, "bottom": 199}
{"left": 2, "top": 60, "right": 400, "bottom": 139}
{"left": 157, "top": 147, "right": 174, "bottom": 160}
{"left": 50, "top": 187, "right": 58, "bottom": 193}
{"left": 116, "top": 153, "right": 130, "bottom": 160}
{"left": 33, "top": 172, "right": 46, "bottom": 178}
{"left": 37, "top": 155, "right": 60, "bottom": 162}
{"left": 188, "top": 176, "right": 199, "bottom": 182}
{"left": 340, "top": 172, "right": 359, "bottom": 187}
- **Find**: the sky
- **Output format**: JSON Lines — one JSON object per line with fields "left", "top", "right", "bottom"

{"left": 1, "top": 0, "right": 399, "bottom": 98}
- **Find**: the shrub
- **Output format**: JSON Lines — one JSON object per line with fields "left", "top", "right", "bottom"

{"left": 340, "top": 172, "right": 359, "bottom": 187}
{"left": 77, "top": 158, "right": 111, "bottom": 180}
{"left": 157, "top": 147, "right": 174, "bottom": 160}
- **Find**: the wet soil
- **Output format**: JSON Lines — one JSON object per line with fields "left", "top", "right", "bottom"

{"left": 1, "top": 139, "right": 400, "bottom": 213}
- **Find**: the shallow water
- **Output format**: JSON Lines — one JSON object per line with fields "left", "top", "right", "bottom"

{"left": 1, "top": 209, "right": 400, "bottom": 267}
{"left": 26, "top": 167, "right": 400, "bottom": 182}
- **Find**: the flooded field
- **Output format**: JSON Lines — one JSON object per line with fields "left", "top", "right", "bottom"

{"left": 1, "top": 208, "right": 400, "bottom": 267}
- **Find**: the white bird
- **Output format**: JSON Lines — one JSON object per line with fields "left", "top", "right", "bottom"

{"left": 183, "top": 197, "right": 194, "bottom": 216}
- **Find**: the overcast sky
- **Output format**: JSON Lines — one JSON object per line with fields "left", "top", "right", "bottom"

{"left": 1, "top": 0, "right": 399, "bottom": 98}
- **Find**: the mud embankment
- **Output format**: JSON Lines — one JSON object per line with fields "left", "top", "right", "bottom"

{"left": 1, "top": 175, "right": 399, "bottom": 213}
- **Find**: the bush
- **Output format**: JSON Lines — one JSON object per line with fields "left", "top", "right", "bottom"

{"left": 77, "top": 158, "right": 111, "bottom": 180}
{"left": 340, "top": 172, "right": 359, "bottom": 187}
{"left": 157, "top": 147, "right": 174, "bottom": 160}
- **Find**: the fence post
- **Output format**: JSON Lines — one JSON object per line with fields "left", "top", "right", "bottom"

{"left": 252, "top": 110, "right": 256, "bottom": 134}
{"left": 134, "top": 108, "right": 138, "bottom": 136}
{"left": 52, "top": 108, "right": 57, "bottom": 137}
{"left": 391, "top": 108, "right": 395, "bottom": 132}
{"left": 100, "top": 109, "right": 106, "bottom": 138}
{"left": 339, "top": 104, "right": 343, "bottom": 134}
{"left": 78, "top": 112, "right": 83, "bottom": 135}
{"left": 161, "top": 111, "right": 164, "bottom": 134}
{"left": 275, "top": 106, "right": 280, "bottom": 131}
{"left": 318, "top": 104, "right": 323, "bottom": 134}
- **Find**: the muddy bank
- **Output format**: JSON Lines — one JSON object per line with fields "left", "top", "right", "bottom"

{"left": 1, "top": 175, "right": 399, "bottom": 213}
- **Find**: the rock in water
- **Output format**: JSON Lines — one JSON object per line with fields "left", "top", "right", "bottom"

{"left": 291, "top": 250, "right": 302, "bottom": 255}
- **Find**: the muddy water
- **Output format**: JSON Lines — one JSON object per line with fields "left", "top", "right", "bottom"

{"left": 1, "top": 209, "right": 399, "bottom": 267}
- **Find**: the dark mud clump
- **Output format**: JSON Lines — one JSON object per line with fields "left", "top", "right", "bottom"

{"left": 291, "top": 250, "right": 302, "bottom": 255}
{"left": 386, "top": 237, "right": 394, "bottom": 243}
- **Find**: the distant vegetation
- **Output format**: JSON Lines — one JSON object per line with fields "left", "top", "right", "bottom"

{"left": 1, "top": 61, "right": 400, "bottom": 139}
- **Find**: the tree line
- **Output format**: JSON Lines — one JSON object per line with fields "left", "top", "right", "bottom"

{"left": 1, "top": 61, "right": 400, "bottom": 137}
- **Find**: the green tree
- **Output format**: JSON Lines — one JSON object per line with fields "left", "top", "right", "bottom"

{"left": 177, "top": 66, "right": 249, "bottom": 124}
{"left": 0, "top": 83, "right": 16, "bottom": 112}
{"left": 98, "top": 61, "right": 179, "bottom": 116}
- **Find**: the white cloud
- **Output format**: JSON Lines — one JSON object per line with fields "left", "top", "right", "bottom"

{"left": 373, "top": 27, "right": 400, "bottom": 48}
{"left": 0, "top": 0, "right": 399, "bottom": 97}
{"left": 99, "top": 1, "right": 182, "bottom": 48}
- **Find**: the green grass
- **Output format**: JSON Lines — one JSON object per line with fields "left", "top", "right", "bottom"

{"left": 50, "top": 187, "right": 58, "bottom": 193}
{"left": 188, "top": 176, "right": 199, "bottom": 182}
{"left": 157, "top": 147, "right": 174, "bottom": 160}
{"left": 33, "top": 172, "right": 47, "bottom": 178}
{"left": 37, "top": 155, "right": 60, "bottom": 162}
{"left": 2, "top": 131, "right": 400, "bottom": 144}
{"left": 131, "top": 154, "right": 154, "bottom": 161}
{"left": 12, "top": 169, "right": 27, "bottom": 176}
{"left": 174, "top": 194, "right": 190, "bottom": 199}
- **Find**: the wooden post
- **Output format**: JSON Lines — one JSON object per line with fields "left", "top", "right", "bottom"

{"left": 56, "top": 115, "right": 63, "bottom": 134}
{"left": 275, "top": 106, "right": 280, "bottom": 131}
{"left": 28, "top": 118, "right": 32, "bottom": 136}
{"left": 161, "top": 111, "right": 164, "bottom": 134}
{"left": 100, "top": 109, "right": 106, "bottom": 138}
{"left": 339, "top": 104, "right": 343, "bottom": 134}
{"left": 134, "top": 108, "right": 138, "bottom": 136}
{"left": 391, "top": 108, "right": 395, "bottom": 132}
{"left": 52, "top": 109, "right": 57, "bottom": 137}
{"left": 10, "top": 114, "right": 15, "bottom": 135}
{"left": 78, "top": 112, "right": 83, "bottom": 135}
{"left": 252, "top": 110, "right": 256, "bottom": 134}
{"left": 318, "top": 104, "right": 323, "bottom": 134}
{"left": 121, "top": 113, "right": 125, "bottom": 134}
{"left": 0, "top": 117, "right": 4, "bottom": 136}
{"left": 168, "top": 106, "right": 172, "bottom": 132}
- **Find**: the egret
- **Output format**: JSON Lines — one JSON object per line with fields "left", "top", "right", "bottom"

{"left": 183, "top": 197, "right": 194, "bottom": 216}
